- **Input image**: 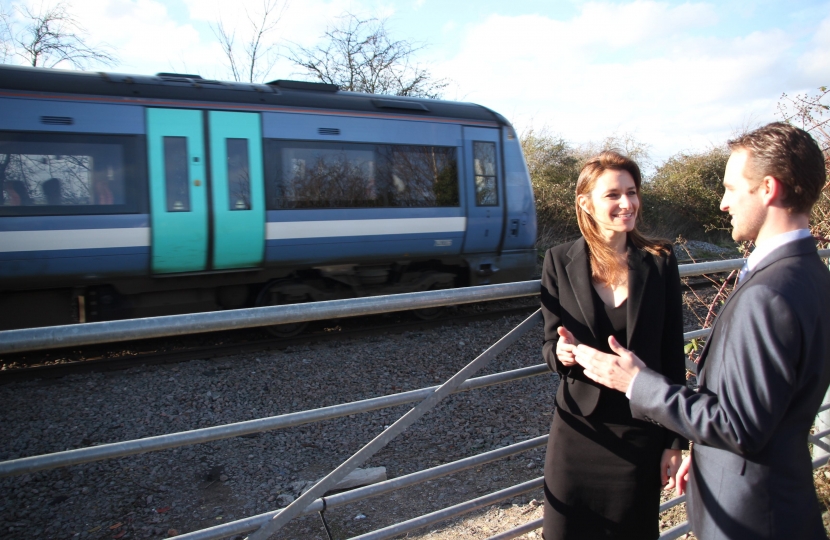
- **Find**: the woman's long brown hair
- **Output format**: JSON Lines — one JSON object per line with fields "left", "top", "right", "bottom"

{"left": 575, "top": 151, "right": 670, "bottom": 285}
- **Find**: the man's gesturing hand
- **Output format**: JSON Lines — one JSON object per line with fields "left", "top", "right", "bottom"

{"left": 574, "top": 335, "right": 646, "bottom": 393}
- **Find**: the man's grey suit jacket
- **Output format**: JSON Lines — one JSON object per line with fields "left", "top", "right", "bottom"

{"left": 630, "top": 237, "right": 830, "bottom": 539}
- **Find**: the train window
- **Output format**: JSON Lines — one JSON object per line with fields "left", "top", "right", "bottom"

{"left": 1, "top": 140, "right": 126, "bottom": 208}
{"left": 473, "top": 141, "right": 498, "bottom": 206}
{"left": 163, "top": 136, "right": 190, "bottom": 212}
{"left": 264, "top": 140, "right": 459, "bottom": 209}
{"left": 0, "top": 132, "right": 142, "bottom": 215}
{"left": 226, "top": 138, "right": 251, "bottom": 211}
{"left": 385, "top": 146, "right": 459, "bottom": 207}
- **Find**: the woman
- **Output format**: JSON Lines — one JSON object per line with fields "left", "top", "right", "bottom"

{"left": 540, "top": 151, "right": 687, "bottom": 539}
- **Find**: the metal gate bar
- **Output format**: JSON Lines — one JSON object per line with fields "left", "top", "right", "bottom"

{"left": 489, "top": 419, "right": 830, "bottom": 540}
{"left": 171, "top": 436, "right": 548, "bottom": 540}
{"left": 246, "top": 310, "right": 544, "bottom": 539}
{"left": 0, "top": 363, "right": 548, "bottom": 477}
{"left": 12, "top": 252, "right": 828, "bottom": 356}
{"left": 0, "top": 281, "right": 540, "bottom": 355}
{"left": 348, "top": 478, "right": 544, "bottom": 540}
{"left": 487, "top": 518, "right": 543, "bottom": 540}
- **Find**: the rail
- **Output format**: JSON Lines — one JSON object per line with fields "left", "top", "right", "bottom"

{"left": 1, "top": 250, "right": 828, "bottom": 540}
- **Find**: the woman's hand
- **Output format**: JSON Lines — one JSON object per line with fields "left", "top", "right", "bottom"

{"left": 674, "top": 454, "right": 692, "bottom": 496}
{"left": 660, "top": 449, "right": 682, "bottom": 490}
{"left": 556, "top": 326, "right": 577, "bottom": 366}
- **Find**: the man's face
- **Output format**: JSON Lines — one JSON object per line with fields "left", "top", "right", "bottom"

{"left": 720, "top": 149, "right": 767, "bottom": 242}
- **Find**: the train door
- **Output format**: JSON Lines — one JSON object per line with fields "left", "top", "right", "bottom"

{"left": 146, "top": 108, "right": 265, "bottom": 274}
{"left": 462, "top": 127, "right": 504, "bottom": 254}
{"left": 146, "top": 108, "right": 208, "bottom": 273}
{"left": 207, "top": 111, "right": 265, "bottom": 269}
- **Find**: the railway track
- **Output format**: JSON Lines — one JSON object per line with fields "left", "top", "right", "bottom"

{"left": 0, "top": 301, "right": 540, "bottom": 384}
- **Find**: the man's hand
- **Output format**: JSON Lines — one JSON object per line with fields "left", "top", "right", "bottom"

{"left": 675, "top": 455, "right": 692, "bottom": 497}
{"left": 661, "top": 449, "right": 682, "bottom": 490}
{"left": 556, "top": 326, "right": 577, "bottom": 367}
{"left": 573, "top": 335, "right": 646, "bottom": 393}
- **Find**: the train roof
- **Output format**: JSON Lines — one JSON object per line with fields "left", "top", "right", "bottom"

{"left": 0, "top": 64, "right": 508, "bottom": 126}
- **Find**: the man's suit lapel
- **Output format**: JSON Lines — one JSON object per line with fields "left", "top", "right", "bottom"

{"left": 697, "top": 236, "right": 818, "bottom": 384}
{"left": 626, "top": 244, "right": 650, "bottom": 346}
{"left": 565, "top": 239, "right": 600, "bottom": 341}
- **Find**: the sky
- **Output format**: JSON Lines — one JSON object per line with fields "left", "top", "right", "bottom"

{"left": 2, "top": 0, "right": 829, "bottom": 166}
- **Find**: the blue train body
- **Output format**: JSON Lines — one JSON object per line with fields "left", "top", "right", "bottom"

{"left": 0, "top": 65, "right": 537, "bottom": 330}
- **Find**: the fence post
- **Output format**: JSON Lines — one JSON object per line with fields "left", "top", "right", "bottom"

{"left": 816, "top": 391, "right": 830, "bottom": 459}
{"left": 818, "top": 243, "right": 830, "bottom": 460}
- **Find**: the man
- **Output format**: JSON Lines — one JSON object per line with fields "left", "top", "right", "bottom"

{"left": 572, "top": 122, "right": 830, "bottom": 539}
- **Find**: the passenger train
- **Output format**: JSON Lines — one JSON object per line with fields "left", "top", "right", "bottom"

{"left": 0, "top": 64, "right": 537, "bottom": 333}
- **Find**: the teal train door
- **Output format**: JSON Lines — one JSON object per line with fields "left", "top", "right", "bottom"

{"left": 146, "top": 108, "right": 208, "bottom": 273}
{"left": 208, "top": 111, "right": 265, "bottom": 269}
{"left": 147, "top": 108, "right": 265, "bottom": 274}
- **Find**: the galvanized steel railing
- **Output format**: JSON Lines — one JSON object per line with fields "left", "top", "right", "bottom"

{"left": 1, "top": 251, "right": 828, "bottom": 540}
{"left": 0, "top": 363, "right": 549, "bottom": 477}
{"left": 0, "top": 281, "right": 539, "bottom": 355}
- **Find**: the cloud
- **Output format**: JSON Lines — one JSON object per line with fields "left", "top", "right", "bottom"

{"left": 11, "top": 0, "right": 372, "bottom": 79}
{"left": 433, "top": 1, "right": 823, "bottom": 160}
{"left": 798, "top": 14, "right": 830, "bottom": 82}
{"left": 50, "top": 0, "right": 217, "bottom": 75}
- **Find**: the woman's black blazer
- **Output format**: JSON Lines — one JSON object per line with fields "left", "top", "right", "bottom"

{"left": 541, "top": 237, "right": 688, "bottom": 449}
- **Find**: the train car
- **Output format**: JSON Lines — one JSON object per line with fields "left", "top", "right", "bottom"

{"left": 0, "top": 64, "right": 537, "bottom": 332}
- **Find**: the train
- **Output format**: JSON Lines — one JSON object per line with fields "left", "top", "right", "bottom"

{"left": 0, "top": 64, "right": 537, "bottom": 334}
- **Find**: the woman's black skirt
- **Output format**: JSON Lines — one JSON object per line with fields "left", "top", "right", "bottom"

{"left": 543, "top": 407, "right": 664, "bottom": 540}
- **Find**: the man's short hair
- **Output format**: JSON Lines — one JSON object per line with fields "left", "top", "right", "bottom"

{"left": 728, "top": 122, "right": 826, "bottom": 214}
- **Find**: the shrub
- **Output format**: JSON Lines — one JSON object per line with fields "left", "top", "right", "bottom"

{"left": 641, "top": 148, "right": 731, "bottom": 241}
{"left": 520, "top": 128, "right": 583, "bottom": 247}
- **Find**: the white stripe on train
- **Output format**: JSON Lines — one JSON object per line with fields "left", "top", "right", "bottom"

{"left": 0, "top": 217, "right": 468, "bottom": 252}
{"left": 266, "top": 217, "right": 467, "bottom": 240}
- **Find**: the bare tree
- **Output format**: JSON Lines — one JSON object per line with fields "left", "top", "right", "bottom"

{"left": 1, "top": 6, "right": 13, "bottom": 63}
{"left": 778, "top": 86, "right": 830, "bottom": 242}
{"left": 212, "top": 0, "right": 287, "bottom": 83}
{"left": 1, "top": 1, "right": 116, "bottom": 69}
{"left": 288, "top": 13, "right": 448, "bottom": 98}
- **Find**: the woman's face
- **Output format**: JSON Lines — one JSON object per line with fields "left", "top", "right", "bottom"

{"left": 578, "top": 168, "right": 639, "bottom": 239}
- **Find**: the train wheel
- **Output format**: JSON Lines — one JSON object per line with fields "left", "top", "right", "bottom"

{"left": 255, "top": 280, "right": 309, "bottom": 337}
{"left": 412, "top": 305, "right": 445, "bottom": 320}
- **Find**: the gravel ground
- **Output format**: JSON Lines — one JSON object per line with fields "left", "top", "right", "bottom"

{"left": 0, "top": 311, "right": 553, "bottom": 540}
{"left": 1, "top": 276, "right": 823, "bottom": 540}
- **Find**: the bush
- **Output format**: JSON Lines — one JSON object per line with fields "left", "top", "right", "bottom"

{"left": 520, "top": 128, "right": 583, "bottom": 247}
{"left": 522, "top": 129, "right": 733, "bottom": 248}
{"left": 641, "top": 148, "right": 731, "bottom": 241}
